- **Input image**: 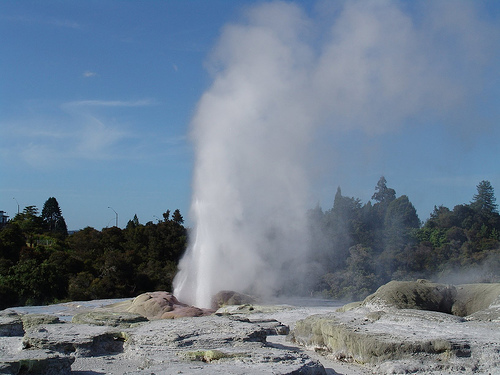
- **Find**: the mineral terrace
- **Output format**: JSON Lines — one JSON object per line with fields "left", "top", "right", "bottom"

{"left": 1, "top": 281, "right": 499, "bottom": 374}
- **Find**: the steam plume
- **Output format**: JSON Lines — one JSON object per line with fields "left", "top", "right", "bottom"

{"left": 174, "top": 1, "right": 498, "bottom": 308}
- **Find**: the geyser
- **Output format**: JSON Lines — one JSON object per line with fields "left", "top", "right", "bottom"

{"left": 173, "top": 3, "right": 314, "bottom": 308}
{"left": 173, "top": 1, "right": 496, "bottom": 308}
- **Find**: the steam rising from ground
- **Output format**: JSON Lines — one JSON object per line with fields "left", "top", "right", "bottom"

{"left": 173, "top": 1, "right": 498, "bottom": 308}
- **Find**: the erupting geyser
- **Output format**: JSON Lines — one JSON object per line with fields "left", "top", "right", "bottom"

{"left": 173, "top": 1, "right": 495, "bottom": 308}
{"left": 172, "top": 4, "right": 313, "bottom": 308}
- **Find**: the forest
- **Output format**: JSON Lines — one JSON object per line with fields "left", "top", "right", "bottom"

{"left": 0, "top": 177, "right": 499, "bottom": 309}
{"left": 308, "top": 178, "right": 500, "bottom": 300}
{"left": 0, "top": 202, "right": 186, "bottom": 309}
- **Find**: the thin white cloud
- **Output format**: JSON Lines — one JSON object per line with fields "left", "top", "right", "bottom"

{"left": 4, "top": 122, "right": 72, "bottom": 140}
{"left": 20, "top": 143, "right": 66, "bottom": 168}
{"left": 83, "top": 71, "right": 97, "bottom": 78}
{"left": 64, "top": 99, "right": 157, "bottom": 108}
{"left": 75, "top": 116, "right": 132, "bottom": 160}
{"left": 0, "top": 97, "right": 165, "bottom": 168}
{"left": 1, "top": 14, "right": 81, "bottom": 30}
{"left": 1, "top": 119, "right": 113, "bottom": 167}
{"left": 47, "top": 18, "right": 80, "bottom": 30}
{"left": 163, "top": 135, "right": 187, "bottom": 145}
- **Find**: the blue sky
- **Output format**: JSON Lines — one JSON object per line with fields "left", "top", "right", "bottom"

{"left": 1, "top": 0, "right": 500, "bottom": 230}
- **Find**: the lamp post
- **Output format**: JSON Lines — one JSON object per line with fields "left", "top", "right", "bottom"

{"left": 108, "top": 206, "right": 118, "bottom": 227}
{"left": 13, "top": 197, "right": 19, "bottom": 215}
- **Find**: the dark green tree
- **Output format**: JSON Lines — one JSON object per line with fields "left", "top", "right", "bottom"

{"left": 41, "top": 197, "right": 68, "bottom": 237}
{"left": 10, "top": 245, "right": 69, "bottom": 305}
{"left": 380, "top": 195, "right": 421, "bottom": 277}
{"left": 172, "top": 209, "right": 184, "bottom": 224}
{"left": 65, "top": 226, "right": 103, "bottom": 263}
{"left": 319, "top": 187, "right": 364, "bottom": 271}
{"left": 332, "top": 187, "right": 365, "bottom": 246}
{"left": 372, "top": 176, "right": 396, "bottom": 204}
{"left": 163, "top": 210, "right": 171, "bottom": 221}
{"left": 12, "top": 206, "right": 43, "bottom": 247}
{"left": 0, "top": 223, "right": 26, "bottom": 262}
{"left": 471, "top": 180, "right": 498, "bottom": 215}
{"left": 126, "top": 214, "right": 140, "bottom": 230}
{"left": 370, "top": 177, "right": 397, "bottom": 252}
{"left": 385, "top": 195, "right": 420, "bottom": 234}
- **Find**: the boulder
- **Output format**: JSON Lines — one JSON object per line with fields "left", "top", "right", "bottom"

{"left": 106, "top": 291, "right": 214, "bottom": 319}
{"left": 211, "top": 290, "right": 257, "bottom": 309}
{"left": 361, "top": 280, "right": 457, "bottom": 313}
{"left": 359, "top": 280, "right": 500, "bottom": 320}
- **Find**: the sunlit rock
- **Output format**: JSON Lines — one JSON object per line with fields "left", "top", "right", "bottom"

{"left": 290, "top": 280, "right": 500, "bottom": 373}
{"left": 106, "top": 291, "right": 214, "bottom": 319}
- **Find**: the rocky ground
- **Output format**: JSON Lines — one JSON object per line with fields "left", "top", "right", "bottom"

{"left": 1, "top": 281, "right": 500, "bottom": 374}
{"left": 0, "top": 296, "right": 366, "bottom": 375}
{"left": 291, "top": 281, "right": 500, "bottom": 374}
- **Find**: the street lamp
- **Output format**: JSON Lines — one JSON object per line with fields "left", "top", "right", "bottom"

{"left": 13, "top": 197, "right": 19, "bottom": 215}
{"left": 108, "top": 206, "right": 118, "bottom": 227}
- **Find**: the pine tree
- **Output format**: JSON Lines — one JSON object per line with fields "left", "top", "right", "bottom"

{"left": 41, "top": 197, "right": 68, "bottom": 237}
{"left": 471, "top": 180, "right": 498, "bottom": 215}
{"left": 372, "top": 176, "right": 396, "bottom": 204}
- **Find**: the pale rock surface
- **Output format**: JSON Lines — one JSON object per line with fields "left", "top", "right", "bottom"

{"left": 0, "top": 348, "right": 73, "bottom": 375}
{"left": 22, "top": 323, "right": 127, "bottom": 356}
{"left": 0, "top": 310, "right": 23, "bottom": 337}
{"left": 71, "top": 311, "right": 148, "bottom": 327}
{"left": 21, "top": 314, "right": 62, "bottom": 331}
{"left": 358, "top": 280, "right": 500, "bottom": 317}
{"left": 291, "top": 281, "right": 500, "bottom": 374}
{"left": 120, "top": 316, "right": 324, "bottom": 375}
{"left": 1, "top": 301, "right": 327, "bottom": 375}
{"left": 3, "top": 281, "right": 500, "bottom": 374}
{"left": 0, "top": 310, "right": 74, "bottom": 375}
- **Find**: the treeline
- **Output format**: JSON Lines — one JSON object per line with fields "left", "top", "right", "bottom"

{"left": 0, "top": 199, "right": 187, "bottom": 309}
{"left": 308, "top": 178, "right": 500, "bottom": 300}
{"left": 1, "top": 178, "right": 499, "bottom": 309}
